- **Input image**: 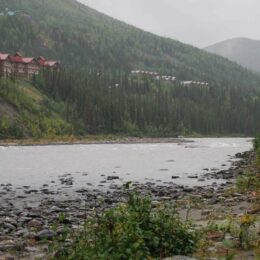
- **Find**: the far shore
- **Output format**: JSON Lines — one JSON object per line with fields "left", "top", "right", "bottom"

{"left": 0, "top": 135, "right": 252, "bottom": 147}
{"left": 0, "top": 136, "right": 192, "bottom": 147}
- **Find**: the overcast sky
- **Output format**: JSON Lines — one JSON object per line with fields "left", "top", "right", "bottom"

{"left": 77, "top": 0, "right": 260, "bottom": 48}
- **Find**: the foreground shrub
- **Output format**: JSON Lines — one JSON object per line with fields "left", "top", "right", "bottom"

{"left": 52, "top": 192, "right": 198, "bottom": 259}
{"left": 254, "top": 135, "right": 260, "bottom": 167}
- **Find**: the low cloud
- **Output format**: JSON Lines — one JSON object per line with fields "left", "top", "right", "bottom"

{"left": 78, "top": 0, "right": 260, "bottom": 47}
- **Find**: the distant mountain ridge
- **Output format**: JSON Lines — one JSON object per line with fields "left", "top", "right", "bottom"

{"left": 205, "top": 37, "right": 260, "bottom": 73}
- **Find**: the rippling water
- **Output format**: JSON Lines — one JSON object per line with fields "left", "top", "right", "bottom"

{"left": 0, "top": 138, "right": 252, "bottom": 189}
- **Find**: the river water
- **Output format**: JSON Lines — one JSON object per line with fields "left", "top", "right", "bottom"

{"left": 0, "top": 138, "right": 252, "bottom": 192}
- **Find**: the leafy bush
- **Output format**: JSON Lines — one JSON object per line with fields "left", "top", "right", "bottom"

{"left": 254, "top": 135, "right": 260, "bottom": 166}
{"left": 0, "top": 117, "right": 23, "bottom": 139}
{"left": 52, "top": 192, "right": 199, "bottom": 259}
{"left": 236, "top": 170, "right": 260, "bottom": 192}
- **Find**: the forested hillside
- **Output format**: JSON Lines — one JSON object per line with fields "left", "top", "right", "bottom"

{"left": 0, "top": 0, "right": 260, "bottom": 87}
{"left": 33, "top": 69, "right": 260, "bottom": 136}
{"left": 0, "top": 0, "right": 260, "bottom": 138}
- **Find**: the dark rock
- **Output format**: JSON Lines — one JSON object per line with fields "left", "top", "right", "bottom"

{"left": 16, "top": 195, "right": 27, "bottom": 199}
{"left": 27, "top": 219, "right": 43, "bottom": 229}
{"left": 188, "top": 175, "right": 198, "bottom": 179}
{"left": 183, "top": 187, "right": 194, "bottom": 192}
{"left": 35, "top": 229, "right": 57, "bottom": 240}
{"left": 3, "top": 223, "right": 16, "bottom": 231}
{"left": 28, "top": 189, "right": 39, "bottom": 193}
{"left": 76, "top": 188, "right": 88, "bottom": 193}
{"left": 27, "top": 212, "right": 42, "bottom": 218}
{"left": 107, "top": 176, "right": 119, "bottom": 181}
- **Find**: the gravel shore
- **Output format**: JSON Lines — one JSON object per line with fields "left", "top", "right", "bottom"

{"left": 0, "top": 150, "right": 258, "bottom": 259}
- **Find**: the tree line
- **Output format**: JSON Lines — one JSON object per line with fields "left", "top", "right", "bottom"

{"left": 33, "top": 68, "right": 260, "bottom": 136}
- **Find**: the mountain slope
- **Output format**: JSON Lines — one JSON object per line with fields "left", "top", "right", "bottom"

{"left": 205, "top": 37, "right": 260, "bottom": 73}
{"left": 0, "top": 0, "right": 260, "bottom": 89}
{"left": 0, "top": 0, "right": 260, "bottom": 137}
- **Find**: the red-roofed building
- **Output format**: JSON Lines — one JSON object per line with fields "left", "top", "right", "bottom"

{"left": 37, "top": 56, "right": 60, "bottom": 69}
{"left": 0, "top": 53, "right": 12, "bottom": 78}
{"left": 0, "top": 52, "right": 60, "bottom": 78}
{"left": 9, "top": 52, "right": 39, "bottom": 78}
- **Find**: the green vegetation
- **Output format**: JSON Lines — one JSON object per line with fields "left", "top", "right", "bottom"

{"left": 236, "top": 136, "right": 260, "bottom": 192}
{"left": 33, "top": 69, "right": 260, "bottom": 136}
{"left": 196, "top": 213, "right": 259, "bottom": 259}
{"left": 49, "top": 191, "right": 198, "bottom": 259}
{"left": 0, "top": 79, "right": 72, "bottom": 139}
{"left": 254, "top": 135, "right": 260, "bottom": 166}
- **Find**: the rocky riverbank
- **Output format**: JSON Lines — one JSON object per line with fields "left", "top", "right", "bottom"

{"left": 0, "top": 150, "right": 259, "bottom": 259}
{"left": 0, "top": 137, "right": 189, "bottom": 147}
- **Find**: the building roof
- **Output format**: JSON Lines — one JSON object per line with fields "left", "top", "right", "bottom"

{"left": 37, "top": 56, "right": 46, "bottom": 66}
{"left": 8, "top": 52, "right": 36, "bottom": 64}
{"left": 0, "top": 53, "right": 9, "bottom": 61}
{"left": 38, "top": 56, "right": 46, "bottom": 60}
{"left": 43, "top": 61, "right": 60, "bottom": 67}
{"left": 9, "top": 55, "right": 36, "bottom": 64}
{"left": 1, "top": 51, "right": 59, "bottom": 67}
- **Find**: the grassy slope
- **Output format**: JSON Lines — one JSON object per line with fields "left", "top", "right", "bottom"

{"left": 0, "top": 79, "right": 72, "bottom": 139}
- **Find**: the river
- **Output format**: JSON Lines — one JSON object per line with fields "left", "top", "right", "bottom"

{"left": 0, "top": 138, "right": 252, "bottom": 194}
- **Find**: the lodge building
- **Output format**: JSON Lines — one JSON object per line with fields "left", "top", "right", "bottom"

{"left": 0, "top": 52, "right": 60, "bottom": 78}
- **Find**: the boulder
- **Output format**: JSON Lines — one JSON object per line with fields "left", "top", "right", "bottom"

{"left": 35, "top": 229, "right": 57, "bottom": 240}
{"left": 27, "top": 219, "right": 43, "bottom": 229}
